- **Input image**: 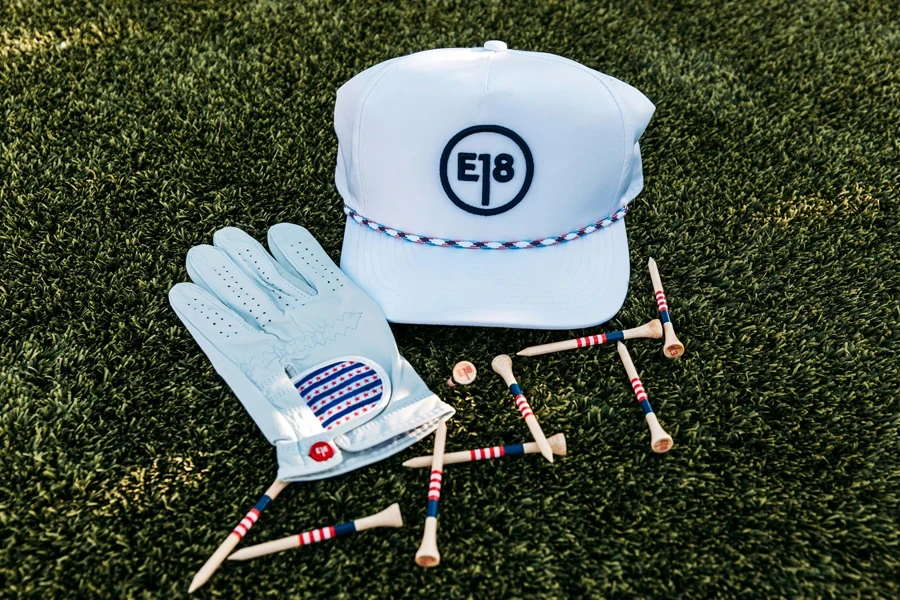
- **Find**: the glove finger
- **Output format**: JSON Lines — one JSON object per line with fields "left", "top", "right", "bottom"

{"left": 185, "top": 244, "right": 286, "bottom": 331}
{"left": 170, "top": 282, "right": 303, "bottom": 443}
{"left": 168, "top": 282, "right": 269, "bottom": 349}
{"left": 213, "top": 227, "right": 317, "bottom": 310}
{"left": 267, "top": 223, "right": 352, "bottom": 296}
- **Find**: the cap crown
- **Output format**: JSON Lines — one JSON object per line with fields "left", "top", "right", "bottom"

{"left": 335, "top": 43, "right": 654, "bottom": 241}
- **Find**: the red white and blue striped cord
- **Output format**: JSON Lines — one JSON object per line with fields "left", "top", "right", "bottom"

{"left": 343, "top": 204, "right": 628, "bottom": 250}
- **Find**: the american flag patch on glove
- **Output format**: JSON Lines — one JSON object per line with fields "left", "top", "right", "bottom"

{"left": 294, "top": 359, "right": 385, "bottom": 430}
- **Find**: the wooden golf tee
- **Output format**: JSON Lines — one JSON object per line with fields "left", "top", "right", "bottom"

{"left": 516, "top": 320, "right": 663, "bottom": 357}
{"left": 402, "top": 433, "right": 567, "bottom": 468}
{"left": 491, "top": 355, "right": 554, "bottom": 463}
{"left": 415, "top": 421, "right": 447, "bottom": 567}
{"left": 616, "top": 342, "right": 673, "bottom": 453}
{"left": 227, "top": 503, "right": 403, "bottom": 561}
{"left": 648, "top": 257, "right": 685, "bottom": 358}
{"left": 189, "top": 478, "right": 289, "bottom": 593}
{"left": 447, "top": 361, "right": 477, "bottom": 387}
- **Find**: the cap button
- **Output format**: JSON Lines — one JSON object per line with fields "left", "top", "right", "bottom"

{"left": 484, "top": 40, "right": 508, "bottom": 52}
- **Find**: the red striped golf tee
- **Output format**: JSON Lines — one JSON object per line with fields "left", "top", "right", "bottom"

{"left": 631, "top": 377, "right": 648, "bottom": 402}
{"left": 229, "top": 492, "right": 275, "bottom": 540}
{"left": 514, "top": 394, "right": 533, "bottom": 419}
{"left": 630, "top": 376, "right": 654, "bottom": 416}
{"left": 576, "top": 333, "right": 608, "bottom": 348}
{"left": 428, "top": 470, "right": 442, "bottom": 501}
{"left": 426, "top": 469, "right": 442, "bottom": 518}
{"left": 470, "top": 446, "right": 506, "bottom": 461}
{"left": 655, "top": 290, "right": 669, "bottom": 313}
{"left": 508, "top": 384, "right": 534, "bottom": 420}
{"left": 232, "top": 508, "right": 260, "bottom": 539}
{"left": 298, "top": 526, "right": 336, "bottom": 546}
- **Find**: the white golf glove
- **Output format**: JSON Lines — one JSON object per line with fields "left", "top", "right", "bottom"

{"left": 169, "top": 224, "right": 454, "bottom": 481}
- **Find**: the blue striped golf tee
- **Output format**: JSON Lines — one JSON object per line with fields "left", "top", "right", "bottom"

{"left": 631, "top": 374, "right": 673, "bottom": 453}
{"left": 231, "top": 493, "right": 274, "bottom": 540}
{"left": 427, "top": 469, "right": 442, "bottom": 518}
{"left": 469, "top": 442, "right": 525, "bottom": 461}
{"left": 296, "top": 521, "right": 356, "bottom": 546}
{"left": 227, "top": 504, "right": 403, "bottom": 562}
{"left": 509, "top": 383, "right": 533, "bottom": 419}
{"left": 505, "top": 380, "right": 554, "bottom": 463}
{"left": 655, "top": 290, "right": 671, "bottom": 324}
{"left": 415, "top": 421, "right": 446, "bottom": 567}
{"left": 630, "top": 376, "right": 655, "bottom": 415}
{"left": 575, "top": 330, "right": 625, "bottom": 348}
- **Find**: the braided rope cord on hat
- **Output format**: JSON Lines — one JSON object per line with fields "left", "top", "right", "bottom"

{"left": 342, "top": 204, "right": 629, "bottom": 249}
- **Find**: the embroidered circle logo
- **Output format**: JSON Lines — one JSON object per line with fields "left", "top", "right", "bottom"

{"left": 309, "top": 441, "right": 335, "bottom": 462}
{"left": 440, "top": 125, "right": 534, "bottom": 216}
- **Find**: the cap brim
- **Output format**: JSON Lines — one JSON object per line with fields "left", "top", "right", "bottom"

{"left": 339, "top": 218, "right": 630, "bottom": 329}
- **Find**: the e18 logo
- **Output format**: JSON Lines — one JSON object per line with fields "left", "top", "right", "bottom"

{"left": 457, "top": 152, "right": 516, "bottom": 207}
{"left": 308, "top": 441, "right": 335, "bottom": 462}
{"left": 440, "top": 125, "right": 534, "bottom": 216}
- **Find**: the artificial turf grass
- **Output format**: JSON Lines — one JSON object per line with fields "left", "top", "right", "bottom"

{"left": 1, "top": 0, "right": 899, "bottom": 598}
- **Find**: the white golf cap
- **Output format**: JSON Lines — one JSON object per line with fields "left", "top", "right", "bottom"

{"left": 335, "top": 41, "right": 654, "bottom": 329}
